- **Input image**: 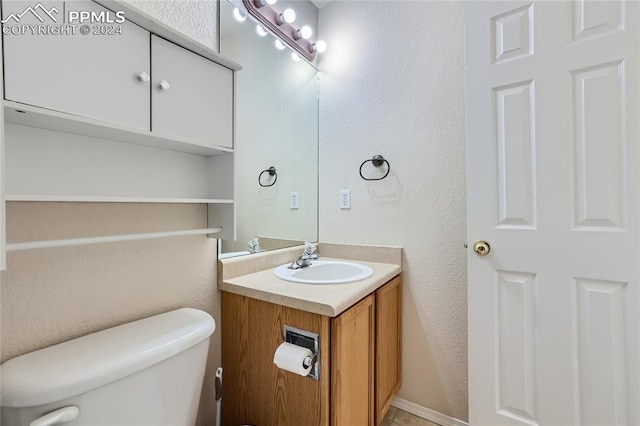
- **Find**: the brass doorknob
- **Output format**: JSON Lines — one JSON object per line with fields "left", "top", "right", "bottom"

{"left": 473, "top": 241, "right": 490, "bottom": 256}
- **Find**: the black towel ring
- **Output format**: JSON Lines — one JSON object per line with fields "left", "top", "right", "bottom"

{"left": 359, "top": 155, "right": 390, "bottom": 181}
{"left": 259, "top": 166, "right": 277, "bottom": 187}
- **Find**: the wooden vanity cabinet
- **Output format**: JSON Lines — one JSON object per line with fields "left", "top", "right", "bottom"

{"left": 331, "top": 294, "right": 376, "bottom": 425}
{"left": 221, "top": 275, "right": 402, "bottom": 426}
{"left": 374, "top": 275, "right": 402, "bottom": 423}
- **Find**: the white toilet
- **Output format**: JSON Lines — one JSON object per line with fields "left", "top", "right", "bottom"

{"left": 0, "top": 308, "right": 215, "bottom": 426}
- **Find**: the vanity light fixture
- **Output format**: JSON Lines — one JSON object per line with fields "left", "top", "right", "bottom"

{"left": 242, "top": 0, "right": 320, "bottom": 61}
{"left": 233, "top": 7, "right": 247, "bottom": 22}
{"left": 256, "top": 24, "right": 268, "bottom": 36}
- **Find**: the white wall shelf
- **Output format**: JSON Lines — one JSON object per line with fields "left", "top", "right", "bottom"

{"left": 6, "top": 227, "right": 223, "bottom": 252}
{"left": 4, "top": 101, "right": 232, "bottom": 157}
{"left": 6, "top": 195, "right": 234, "bottom": 204}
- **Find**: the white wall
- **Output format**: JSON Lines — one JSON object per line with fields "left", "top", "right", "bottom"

{"left": 318, "top": 1, "right": 468, "bottom": 421}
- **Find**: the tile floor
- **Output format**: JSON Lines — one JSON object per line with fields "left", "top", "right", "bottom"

{"left": 382, "top": 407, "right": 441, "bottom": 426}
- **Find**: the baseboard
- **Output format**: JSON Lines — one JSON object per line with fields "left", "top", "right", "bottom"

{"left": 391, "top": 397, "right": 469, "bottom": 426}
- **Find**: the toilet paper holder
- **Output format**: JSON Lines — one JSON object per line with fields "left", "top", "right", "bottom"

{"left": 284, "top": 325, "right": 320, "bottom": 380}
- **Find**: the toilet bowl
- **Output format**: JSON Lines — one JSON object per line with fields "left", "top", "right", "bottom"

{"left": 0, "top": 308, "right": 215, "bottom": 426}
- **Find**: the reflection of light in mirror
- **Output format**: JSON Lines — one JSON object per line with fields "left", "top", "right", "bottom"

{"left": 300, "top": 25, "right": 312, "bottom": 39}
{"left": 291, "top": 52, "right": 300, "bottom": 62}
{"left": 295, "top": 25, "right": 312, "bottom": 40}
{"left": 277, "top": 8, "right": 296, "bottom": 25}
{"left": 233, "top": 7, "right": 246, "bottom": 22}
{"left": 256, "top": 0, "right": 277, "bottom": 5}
{"left": 275, "top": 39, "right": 286, "bottom": 50}
{"left": 256, "top": 25, "right": 268, "bottom": 37}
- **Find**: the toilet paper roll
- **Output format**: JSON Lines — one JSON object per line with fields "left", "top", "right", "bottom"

{"left": 273, "top": 342, "right": 313, "bottom": 376}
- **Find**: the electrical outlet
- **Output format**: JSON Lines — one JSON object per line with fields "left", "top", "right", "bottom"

{"left": 340, "top": 190, "right": 351, "bottom": 209}
{"left": 290, "top": 192, "right": 299, "bottom": 209}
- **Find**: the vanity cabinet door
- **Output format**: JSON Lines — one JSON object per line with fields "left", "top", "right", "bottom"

{"left": 331, "top": 294, "right": 375, "bottom": 426}
{"left": 2, "top": 0, "right": 151, "bottom": 130}
{"left": 151, "top": 35, "right": 233, "bottom": 149}
{"left": 375, "top": 276, "right": 402, "bottom": 423}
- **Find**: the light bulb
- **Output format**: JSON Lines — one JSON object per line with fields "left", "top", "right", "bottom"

{"left": 313, "top": 40, "right": 327, "bottom": 53}
{"left": 277, "top": 8, "right": 296, "bottom": 25}
{"left": 233, "top": 7, "right": 246, "bottom": 22}
{"left": 256, "top": 0, "right": 276, "bottom": 6}
{"left": 283, "top": 8, "right": 296, "bottom": 23}
{"left": 266, "top": 0, "right": 277, "bottom": 4}
{"left": 300, "top": 25, "right": 312, "bottom": 39}
{"left": 275, "top": 39, "right": 286, "bottom": 50}
{"left": 294, "top": 25, "right": 312, "bottom": 40}
{"left": 291, "top": 52, "right": 300, "bottom": 62}
{"left": 256, "top": 25, "right": 268, "bottom": 36}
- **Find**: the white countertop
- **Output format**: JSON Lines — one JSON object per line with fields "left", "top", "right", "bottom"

{"left": 219, "top": 258, "right": 402, "bottom": 317}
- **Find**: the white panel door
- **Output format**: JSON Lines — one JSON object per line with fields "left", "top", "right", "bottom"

{"left": 151, "top": 35, "right": 233, "bottom": 149}
{"left": 2, "top": 0, "right": 150, "bottom": 130}
{"left": 466, "top": 1, "right": 639, "bottom": 425}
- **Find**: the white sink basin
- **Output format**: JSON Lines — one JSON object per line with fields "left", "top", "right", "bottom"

{"left": 274, "top": 260, "right": 374, "bottom": 284}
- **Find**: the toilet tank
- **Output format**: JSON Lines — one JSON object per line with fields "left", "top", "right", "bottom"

{"left": 1, "top": 308, "right": 215, "bottom": 426}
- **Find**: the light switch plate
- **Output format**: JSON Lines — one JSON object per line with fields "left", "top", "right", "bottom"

{"left": 340, "top": 190, "right": 351, "bottom": 209}
{"left": 290, "top": 192, "right": 299, "bottom": 209}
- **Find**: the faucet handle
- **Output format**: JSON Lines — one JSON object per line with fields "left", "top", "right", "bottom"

{"left": 304, "top": 242, "right": 317, "bottom": 254}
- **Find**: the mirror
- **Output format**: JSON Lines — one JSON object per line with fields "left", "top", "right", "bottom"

{"left": 219, "top": 0, "right": 319, "bottom": 258}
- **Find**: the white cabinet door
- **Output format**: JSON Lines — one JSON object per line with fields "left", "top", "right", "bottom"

{"left": 466, "top": 1, "right": 639, "bottom": 425}
{"left": 151, "top": 35, "right": 233, "bottom": 149}
{"left": 2, "top": 0, "right": 150, "bottom": 131}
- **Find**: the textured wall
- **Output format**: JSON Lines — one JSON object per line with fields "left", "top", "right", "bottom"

{"left": 318, "top": 1, "right": 468, "bottom": 421}
{"left": 122, "top": 0, "right": 217, "bottom": 50}
{"left": 0, "top": 203, "right": 219, "bottom": 425}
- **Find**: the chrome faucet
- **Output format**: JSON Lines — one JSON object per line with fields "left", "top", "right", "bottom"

{"left": 288, "top": 242, "right": 319, "bottom": 269}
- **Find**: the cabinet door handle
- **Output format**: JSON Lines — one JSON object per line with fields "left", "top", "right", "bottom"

{"left": 158, "top": 80, "right": 171, "bottom": 91}
{"left": 137, "top": 72, "right": 150, "bottom": 83}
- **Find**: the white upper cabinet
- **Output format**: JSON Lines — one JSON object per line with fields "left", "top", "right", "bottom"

{"left": 1, "top": 0, "right": 238, "bottom": 153}
{"left": 151, "top": 35, "right": 233, "bottom": 149}
{"left": 2, "top": 0, "right": 151, "bottom": 131}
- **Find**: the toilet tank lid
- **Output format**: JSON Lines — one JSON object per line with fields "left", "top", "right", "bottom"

{"left": 0, "top": 308, "right": 215, "bottom": 408}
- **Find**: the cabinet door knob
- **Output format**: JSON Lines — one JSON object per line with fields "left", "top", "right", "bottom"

{"left": 158, "top": 80, "right": 171, "bottom": 91}
{"left": 137, "top": 72, "right": 150, "bottom": 83}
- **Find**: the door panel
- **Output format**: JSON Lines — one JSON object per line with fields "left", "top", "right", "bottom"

{"left": 571, "top": 61, "right": 625, "bottom": 230}
{"left": 496, "top": 271, "right": 537, "bottom": 424}
{"left": 2, "top": 0, "right": 150, "bottom": 130}
{"left": 466, "top": 1, "right": 639, "bottom": 425}
{"left": 151, "top": 35, "right": 233, "bottom": 149}
{"left": 575, "top": 278, "right": 630, "bottom": 425}
{"left": 494, "top": 81, "right": 536, "bottom": 229}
